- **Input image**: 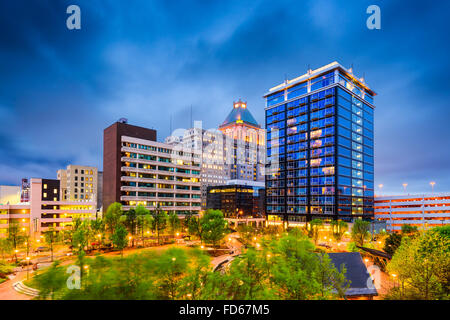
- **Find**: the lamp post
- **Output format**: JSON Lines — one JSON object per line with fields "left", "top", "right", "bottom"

{"left": 402, "top": 183, "right": 408, "bottom": 193}
{"left": 26, "top": 256, "right": 30, "bottom": 280}
{"left": 430, "top": 181, "right": 436, "bottom": 194}
{"left": 378, "top": 184, "right": 383, "bottom": 196}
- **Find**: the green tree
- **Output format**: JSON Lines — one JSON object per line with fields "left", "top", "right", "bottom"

{"left": 178, "top": 249, "right": 211, "bottom": 299}
{"left": 316, "top": 253, "right": 349, "bottom": 299}
{"left": 7, "top": 220, "right": 24, "bottom": 263}
{"left": 104, "top": 202, "right": 123, "bottom": 235}
{"left": 330, "top": 220, "right": 348, "bottom": 242}
{"left": 44, "top": 227, "right": 60, "bottom": 262}
{"left": 309, "top": 219, "right": 323, "bottom": 245}
{"left": 90, "top": 218, "right": 105, "bottom": 247}
{"left": 383, "top": 233, "right": 402, "bottom": 256}
{"left": 168, "top": 212, "right": 181, "bottom": 238}
{"left": 34, "top": 261, "right": 67, "bottom": 300}
{"left": 201, "top": 210, "right": 227, "bottom": 248}
{"left": 124, "top": 208, "right": 138, "bottom": 247}
{"left": 155, "top": 248, "right": 188, "bottom": 299}
{"left": 188, "top": 216, "right": 204, "bottom": 243}
{"left": 135, "top": 205, "right": 150, "bottom": 245}
{"left": 386, "top": 226, "right": 450, "bottom": 300}
{"left": 152, "top": 205, "right": 168, "bottom": 245}
{"left": 0, "top": 238, "right": 12, "bottom": 261}
{"left": 351, "top": 219, "right": 370, "bottom": 247}
{"left": 401, "top": 224, "right": 419, "bottom": 236}
{"left": 72, "top": 222, "right": 89, "bottom": 278}
{"left": 112, "top": 224, "right": 128, "bottom": 257}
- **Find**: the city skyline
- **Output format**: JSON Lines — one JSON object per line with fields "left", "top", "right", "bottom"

{"left": 1, "top": 0, "right": 450, "bottom": 195}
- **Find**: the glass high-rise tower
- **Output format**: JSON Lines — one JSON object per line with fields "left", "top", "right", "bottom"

{"left": 264, "top": 62, "right": 375, "bottom": 226}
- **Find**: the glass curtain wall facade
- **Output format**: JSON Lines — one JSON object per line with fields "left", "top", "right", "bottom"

{"left": 265, "top": 62, "right": 375, "bottom": 224}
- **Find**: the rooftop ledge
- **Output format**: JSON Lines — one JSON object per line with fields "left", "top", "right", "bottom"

{"left": 263, "top": 61, "right": 376, "bottom": 97}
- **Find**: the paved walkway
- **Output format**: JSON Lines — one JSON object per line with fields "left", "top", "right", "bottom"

{"left": 0, "top": 269, "right": 33, "bottom": 300}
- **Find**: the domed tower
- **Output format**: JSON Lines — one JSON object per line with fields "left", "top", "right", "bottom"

{"left": 219, "top": 99, "right": 265, "bottom": 182}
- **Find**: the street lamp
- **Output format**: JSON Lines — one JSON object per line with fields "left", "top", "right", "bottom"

{"left": 402, "top": 183, "right": 408, "bottom": 193}
{"left": 378, "top": 184, "right": 383, "bottom": 196}
{"left": 430, "top": 181, "right": 436, "bottom": 194}
{"left": 26, "top": 256, "right": 30, "bottom": 280}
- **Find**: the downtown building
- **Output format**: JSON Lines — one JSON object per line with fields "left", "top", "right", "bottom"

{"left": 103, "top": 120, "right": 202, "bottom": 215}
{"left": 165, "top": 100, "right": 266, "bottom": 209}
{"left": 0, "top": 178, "right": 96, "bottom": 238}
{"left": 57, "top": 165, "right": 102, "bottom": 210}
{"left": 264, "top": 62, "right": 375, "bottom": 226}
{"left": 374, "top": 193, "right": 450, "bottom": 232}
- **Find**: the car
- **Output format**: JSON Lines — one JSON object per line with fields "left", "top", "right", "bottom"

{"left": 35, "top": 246, "right": 50, "bottom": 252}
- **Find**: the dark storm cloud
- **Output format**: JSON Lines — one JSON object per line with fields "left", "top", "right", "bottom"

{"left": 0, "top": 0, "right": 449, "bottom": 194}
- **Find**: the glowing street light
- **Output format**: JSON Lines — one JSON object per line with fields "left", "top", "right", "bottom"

{"left": 402, "top": 183, "right": 408, "bottom": 193}
{"left": 430, "top": 181, "right": 436, "bottom": 193}
{"left": 26, "top": 256, "right": 31, "bottom": 280}
{"left": 378, "top": 184, "right": 384, "bottom": 195}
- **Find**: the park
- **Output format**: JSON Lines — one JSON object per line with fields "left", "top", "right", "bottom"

{"left": 0, "top": 202, "right": 449, "bottom": 300}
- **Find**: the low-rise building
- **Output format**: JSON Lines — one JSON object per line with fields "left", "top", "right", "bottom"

{"left": 206, "top": 180, "right": 265, "bottom": 218}
{"left": 374, "top": 193, "right": 450, "bottom": 232}
{"left": 0, "top": 178, "right": 96, "bottom": 239}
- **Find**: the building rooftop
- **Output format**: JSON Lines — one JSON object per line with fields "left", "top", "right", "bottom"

{"left": 220, "top": 100, "right": 260, "bottom": 129}
{"left": 264, "top": 61, "right": 376, "bottom": 97}
{"left": 328, "top": 252, "right": 378, "bottom": 297}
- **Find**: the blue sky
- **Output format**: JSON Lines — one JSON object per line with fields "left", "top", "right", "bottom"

{"left": 0, "top": 0, "right": 449, "bottom": 195}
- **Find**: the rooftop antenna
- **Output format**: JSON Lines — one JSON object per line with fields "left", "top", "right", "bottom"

{"left": 170, "top": 114, "right": 173, "bottom": 135}
{"left": 190, "top": 105, "right": 193, "bottom": 128}
{"left": 307, "top": 64, "right": 311, "bottom": 74}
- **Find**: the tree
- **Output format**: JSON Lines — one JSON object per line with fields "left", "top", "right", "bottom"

{"left": 383, "top": 233, "right": 403, "bottom": 256}
{"left": 155, "top": 248, "right": 188, "bottom": 299}
{"left": 0, "top": 238, "right": 12, "bottom": 261}
{"left": 401, "top": 224, "right": 419, "bottom": 236}
{"left": 351, "top": 219, "right": 370, "bottom": 247}
{"left": 309, "top": 219, "right": 323, "bottom": 245}
{"left": 112, "top": 224, "right": 128, "bottom": 258}
{"left": 188, "top": 216, "right": 204, "bottom": 243}
{"left": 316, "top": 253, "right": 349, "bottom": 299}
{"left": 331, "top": 220, "right": 348, "bottom": 242}
{"left": 237, "top": 224, "right": 257, "bottom": 246}
{"left": 7, "top": 220, "right": 24, "bottom": 263}
{"left": 152, "top": 205, "right": 168, "bottom": 245}
{"left": 135, "top": 205, "right": 150, "bottom": 245}
{"left": 72, "top": 222, "right": 89, "bottom": 278}
{"left": 124, "top": 208, "right": 137, "bottom": 247}
{"left": 168, "top": 212, "right": 181, "bottom": 238}
{"left": 201, "top": 210, "right": 227, "bottom": 248}
{"left": 44, "top": 227, "right": 60, "bottom": 262}
{"left": 104, "top": 202, "right": 123, "bottom": 235}
{"left": 34, "top": 261, "right": 67, "bottom": 300}
{"left": 386, "top": 226, "right": 450, "bottom": 300}
{"left": 90, "top": 218, "right": 105, "bottom": 247}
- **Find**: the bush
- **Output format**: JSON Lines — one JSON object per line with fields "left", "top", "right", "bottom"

{"left": 0, "top": 262, "right": 14, "bottom": 278}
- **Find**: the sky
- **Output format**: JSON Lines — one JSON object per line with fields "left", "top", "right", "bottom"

{"left": 0, "top": 0, "right": 449, "bottom": 195}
